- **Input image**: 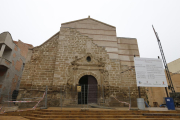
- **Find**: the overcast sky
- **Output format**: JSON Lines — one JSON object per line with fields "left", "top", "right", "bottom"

{"left": 0, "top": 0, "right": 180, "bottom": 63}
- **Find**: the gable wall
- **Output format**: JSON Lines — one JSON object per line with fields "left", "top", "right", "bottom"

{"left": 53, "top": 27, "right": 110, "bottom": 86}
{"left": 61, "top": 18, "right": 140, "bottom": 66}
{"left": 20, "top": 33, "right": 59, "bottom": 90}
{"left": 61, "top": 19, "right": 119, "bottom": 59}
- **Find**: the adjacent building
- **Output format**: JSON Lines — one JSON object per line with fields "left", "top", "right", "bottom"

{"left": 146, "top": 58, "right": 180, "bottom": 107}
{"left": 168, "top": 58, "right": 180, "bottom": 74}
{"left": 0, "top": 32, "right": 32, "bottom": 102}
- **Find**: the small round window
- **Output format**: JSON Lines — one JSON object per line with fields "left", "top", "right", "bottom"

{"left": 86, "top": 56, "right": 91, "bottom": 62}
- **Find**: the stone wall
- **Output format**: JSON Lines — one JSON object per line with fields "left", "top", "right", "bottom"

{"left": 20, "top": 32, "right": 59, "bottom": 90}
{"left": 53, "top": 27, "right": 109, "bottom": 86}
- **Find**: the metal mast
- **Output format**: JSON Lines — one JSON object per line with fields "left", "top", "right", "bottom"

{"left": 152, "top": 25, "right": 175, "bottom": 93}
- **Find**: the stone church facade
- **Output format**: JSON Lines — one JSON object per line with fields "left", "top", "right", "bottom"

{"left": 18, "top": 17, "right": 146, "bottom": 107}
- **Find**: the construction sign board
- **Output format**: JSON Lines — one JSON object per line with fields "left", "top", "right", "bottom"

{"left": 134, "top": 57, "right": 168, "bottom": 87}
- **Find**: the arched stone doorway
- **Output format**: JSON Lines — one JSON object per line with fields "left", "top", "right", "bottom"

{"left": 78, "top": 75, "right": 97, "bottom": 104}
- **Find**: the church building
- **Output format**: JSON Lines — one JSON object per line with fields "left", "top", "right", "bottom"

{"left": 18, "top": 17, "right": 146, "bottom": 107}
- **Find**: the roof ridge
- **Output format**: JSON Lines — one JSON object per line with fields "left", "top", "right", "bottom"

{"left": 61, "top": 17, "right": 115, "bottom": 28}
{"left": 168, "top": 58, "right": 180, "bottom": 64}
